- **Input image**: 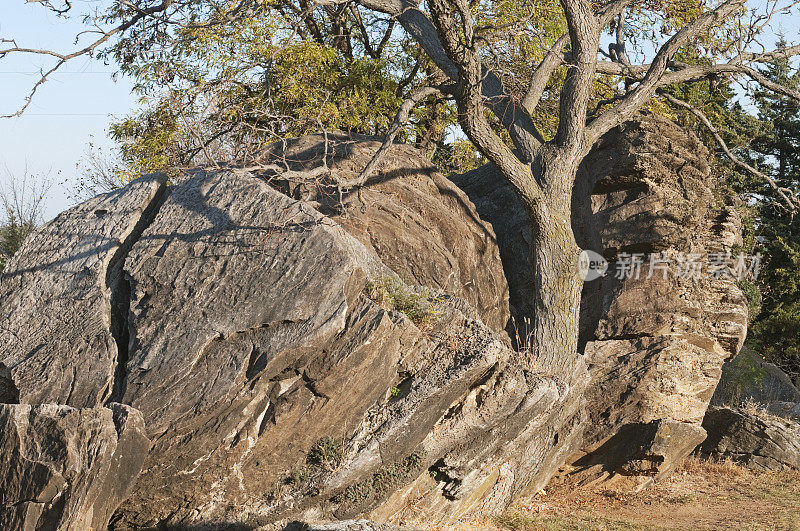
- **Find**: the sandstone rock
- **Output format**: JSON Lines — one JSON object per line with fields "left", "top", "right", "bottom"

{"left": 260, "top": 135, "right": 510, "bottom": 334}
{"left": 712, "top": 347, "right": 800, "bottom": 407}
{"left": 0, "top": 174, "right": 167, "bottom": 407}
{"left": 0, "top": 403, "right": 149, "bottom": 530}
{"left": 454, "top": 115, "right": 748, "bottom": 484}
{"left": 700, "top": 406, "right": 800, "bottom": 471}
{"left": 576, "top": 118, "right": 747, "bottom": 479}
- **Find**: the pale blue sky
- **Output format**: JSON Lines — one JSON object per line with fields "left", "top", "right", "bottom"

{"left": 0, "top": 1, "right": 136, "bottom": 220}
{"left": 0, "top": 2, "right": 798, "bottom": 221}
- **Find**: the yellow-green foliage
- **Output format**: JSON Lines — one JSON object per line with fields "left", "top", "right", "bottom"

{"left": 365, "top": 277, "right": 437, "bottom": 325}
{"left": 107, "top": 12, "right": 402, "bottom": 183}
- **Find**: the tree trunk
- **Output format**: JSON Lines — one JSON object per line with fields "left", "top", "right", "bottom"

{"left": 522, "top": 153, "right": 584, "bottom": 378}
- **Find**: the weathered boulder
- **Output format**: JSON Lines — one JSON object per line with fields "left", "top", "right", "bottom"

{"left": 712, "top": 347, "right": 800, "bottom": 407}
{"left": 453, "top": 115, "right": 748, "bottom": 483}
{"left": 0, "top": 151, "right": 584, "bottom": 528}
{"left": 0, "top": 403, "right": 149, "bottom": 530}
{"left": 0, "top": 174, "right": 167, "bottom": 407}
{"left": 702, "top": 349, "right": 800, "bottom": 470}
{"left": 700, "top": 406, "right": 800, "bottom": 471}
{"left": 260, "top": 134, "right": 510, "bottom": 334}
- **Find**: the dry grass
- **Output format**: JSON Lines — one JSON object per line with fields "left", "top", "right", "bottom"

{"left": 420, "top": 459, "right": 800, "bottom": 530}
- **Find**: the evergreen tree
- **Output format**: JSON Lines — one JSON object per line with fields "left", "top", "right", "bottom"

{"left": 746, "top": 41, "right": 800, "bottom": 379}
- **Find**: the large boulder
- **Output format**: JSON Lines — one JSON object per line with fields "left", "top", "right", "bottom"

{"left": 0, "top": 403, "right": 149, "bottom": 530}
{"left": 712, "top": 347, "right": 800, "bottom": 407}
{"left": 453, "top": 114, "right": 748, "bottom": 483}
{"left": 700, "top": 406, "right": 800, "bottom": 471}
{"left": 0, "top": 143, "right": 584, "bottom": 528}
{"left": 259, "top": 135, "right": 511, "bottom": 334}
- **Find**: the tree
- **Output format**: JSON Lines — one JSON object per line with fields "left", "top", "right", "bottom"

{"left": 744, "top": 45, "right": 800, "bottom": 378}
{"left": 0, "top": 169, "right": 50, "bottom": 271}
{"left": 3, "top": 0, "right": 800, "bottom": 376}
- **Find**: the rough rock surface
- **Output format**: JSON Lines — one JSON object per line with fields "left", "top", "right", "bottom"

{"left": 0, "top": 174, "right": 167, "bottom": 407}
{"left": 712, "top": 347, "right": 800, "bottom": 407}
{"left": 0, "top": 158, "right": 584, "bottom": 528}
{"left": 260, "top": 134, "right": 510, "bottom": 334}
{"left": 0, "top": 403, "right": 149, "bottom": 530}
{"left": 766, "top": 401, "right": 800, "bottom": 421}
{"left": 284, "top": 519, "right": 416, "bottom": 530}
{"left": 700, "top": 406, "right": 800, "bottom": 471}
{"left": 453, "top": 115, "right": 748, "bottom": 482}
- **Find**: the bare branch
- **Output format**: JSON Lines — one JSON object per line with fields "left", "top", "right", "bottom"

{"left": 338, "top": 85, "right": 450, "bottom": 187}
{"left": 662, "top": 92, "right": 799, "bottom": 211}
{"left": 0, "top": 1, "right": 177, "bottom": 118}
{"left": 586, "top": 0, "right": 748, "bottom": 146}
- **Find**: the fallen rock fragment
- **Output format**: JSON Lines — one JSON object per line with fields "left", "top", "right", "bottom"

{"left": 700, "top": 406, "right": 800, "bottom": 471}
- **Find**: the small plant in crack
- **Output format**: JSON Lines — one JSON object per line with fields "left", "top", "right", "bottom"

{"left": 307, "top": 436, "right": 343, "bottom": 471}
{"left": 365, "top": 277, "right": 438, "bottom": 325}
{"left": 286, "top": 467, "right": 309, "bottom": 487}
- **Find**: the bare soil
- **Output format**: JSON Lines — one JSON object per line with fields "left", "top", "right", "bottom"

{"left": 452, "top": 459, "right": 800, "bottom": 530}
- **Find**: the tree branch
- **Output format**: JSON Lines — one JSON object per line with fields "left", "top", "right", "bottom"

{"left": 338, "top": 85, "right": 451, "bottom": 187}
{"left": 586, "top": 0, "right": 748, "bottom": 146}
{"left": 662, "top": 92, "right": 799, "bottom": 211}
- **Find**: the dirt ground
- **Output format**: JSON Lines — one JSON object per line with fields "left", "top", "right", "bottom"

{"left": 452, "top": 459, "right": 800, "bottom": 530}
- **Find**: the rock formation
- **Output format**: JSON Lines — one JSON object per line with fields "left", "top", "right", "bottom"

{"left": 0, "top": 117, "right": 755, "bottom": 528}
{"left": 700, "top": 406, "right": 800, "bottom": 471}
{"left": 0, "top": 403, "right": 149, "bottom": 530}
{"left": 0, "top": 141, "right": 583, "bottom": 528}
{"left": 453, "top": 114, "right": 749, "bottom": 485}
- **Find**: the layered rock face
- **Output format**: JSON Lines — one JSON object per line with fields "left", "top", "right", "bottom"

{"left": 0, "top": 140, "right": 584, "bottom": 528}
{"left": 700, "top": 407, "right": 800, "bottom": 471}
{"left": 0, "top": 403, "right": 149, "bottom": 530}
{"left": 454, "top": 115, "right": 749, "bottom": 483}
{"left": 575, "top": 118, "right": 748, "bottom": 482}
